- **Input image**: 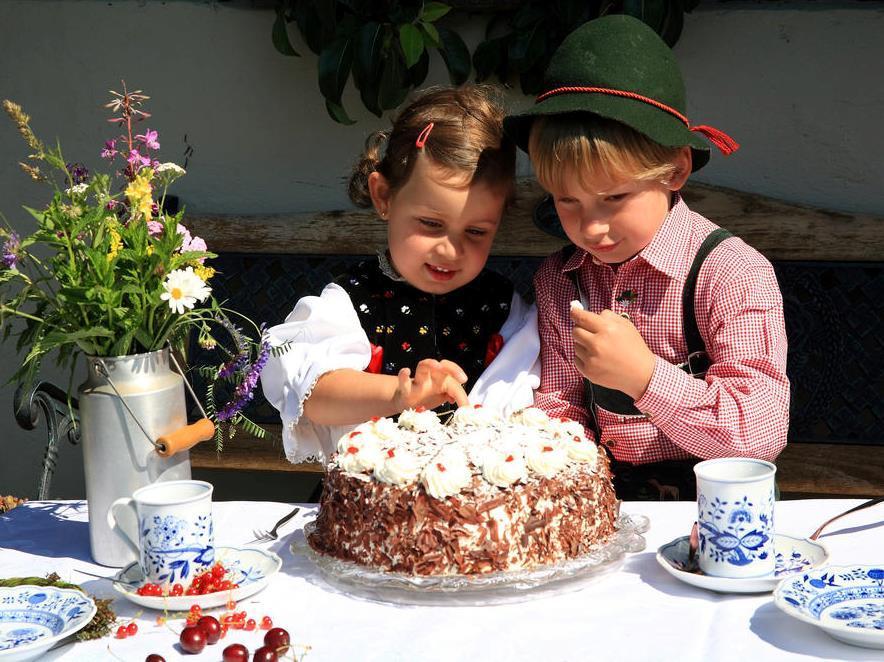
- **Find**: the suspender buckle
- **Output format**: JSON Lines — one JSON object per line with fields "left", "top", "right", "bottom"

{"left": 681, "top": 350, "right": 710, "bottom": 378}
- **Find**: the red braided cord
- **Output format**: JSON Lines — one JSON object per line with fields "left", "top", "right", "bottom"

{"left": 535, "top": 85, "right": 739, "bottom": 155}
{"left": 536, "top": 86, "right": 691, "bottom": 126}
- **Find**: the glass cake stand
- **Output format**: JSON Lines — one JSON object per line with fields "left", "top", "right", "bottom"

{"left": 291, "top": 513, "right": 649, "bottom": 606}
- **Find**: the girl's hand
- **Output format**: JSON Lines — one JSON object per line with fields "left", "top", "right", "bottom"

{"left": 571, "top": 308, "right": 656, "bottom": 401}
{"left": 394, "top": 359, "right": 470, "bottom": 412}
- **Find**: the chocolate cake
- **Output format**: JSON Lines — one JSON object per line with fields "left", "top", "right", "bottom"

{"left": 307, "top": 406, "right": 620, "bottom": 575}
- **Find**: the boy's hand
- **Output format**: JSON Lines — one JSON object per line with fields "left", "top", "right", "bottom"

{"left": 570, "top": 307, "right": 656, "bottom": 401}
{"left": 393, "top": 359, "right": 470, "bottom": 412}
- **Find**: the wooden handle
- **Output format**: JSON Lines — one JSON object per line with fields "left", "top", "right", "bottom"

{"left": 155, "top": 418, "right": 216, "bottom": 457}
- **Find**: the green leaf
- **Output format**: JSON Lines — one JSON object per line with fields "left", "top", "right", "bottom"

{"left": 418, "top": 21, "right": 441, "bottom": 49}
{"left": 352, "top": 22, "right": 383, "bottom": 90}
{"left": 378, "top": 51, "right": 409, "bottom": 111}
{"left": 420, "top": 2, "right": 451, "bottom": 23}
{"left": 472, "top": 36, "right": 508, "bottom": 82}
{"left": 325, "top": 98, "right": 357, "bottom": 125}
{"left": 623, "top": 0, "right": 668, "bottom": 33}
{"left": 314, "top": 0, "right": 337, "bottom": 33}
{"left": 508, "top": 20, "right": 547, "bottom": 73}
{"left": 437, "top": 26, "right": 471, "bottom": 85}
{"left": 318, "top": 36, "right": 354, "bottom": 103}
{"left": 407, "top": 49, "right": 430, "bottom": 88}
{"left": 398, "top": 23, "right": 425, "bottom": 69}
{"left": 272, "top": 8, "right": 300, "bottom": 56}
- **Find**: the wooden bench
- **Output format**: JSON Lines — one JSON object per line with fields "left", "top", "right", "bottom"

{"left": 183, "top": 179, "right": 884, "bottom": 499}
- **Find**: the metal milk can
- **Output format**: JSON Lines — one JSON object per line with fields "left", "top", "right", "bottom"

{"left": 78, "top": 348, "right": 191, "bottom": 567}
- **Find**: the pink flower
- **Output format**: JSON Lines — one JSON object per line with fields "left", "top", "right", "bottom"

{"left": 136, "top": 129, "right": 160, "bottom": 150}
{"left": 101, "top": 139, "right": 118, "bottom": 160}
{"left": 177, "top": 223, "right": 208, "bottom": 263}
{"left": 147, "top": 220, "right": 164, "bottom": 236}
{"left": 127, "top": 149, "right": 151, "bottom": 169}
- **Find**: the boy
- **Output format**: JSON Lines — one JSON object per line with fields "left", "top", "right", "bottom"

{"left": 504, "top": 15, "right": 790, "bottom": 500}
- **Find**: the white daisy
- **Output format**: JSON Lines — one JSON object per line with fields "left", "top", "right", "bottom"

{"left": 160, "top": 267, "right": 211, "bottom": 314}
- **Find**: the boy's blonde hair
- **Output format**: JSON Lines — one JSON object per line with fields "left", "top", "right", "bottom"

{"left": 528, "top": 114, "right": 684, "bottom": 194}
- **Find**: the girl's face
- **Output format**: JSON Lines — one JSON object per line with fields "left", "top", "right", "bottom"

{"left": 369, "top": 157, "right": 506, "bottom": 295}
{"left": 548, "top": 147, "right": 691, "bottom": 265}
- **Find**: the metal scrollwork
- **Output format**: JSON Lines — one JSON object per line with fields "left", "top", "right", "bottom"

{"left": 13, "top": 382, "right": 80, "bottom": 500}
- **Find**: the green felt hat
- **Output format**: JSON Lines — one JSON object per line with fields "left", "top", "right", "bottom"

{"left": 504, "top": 14, "right": 738, "bottom": 173}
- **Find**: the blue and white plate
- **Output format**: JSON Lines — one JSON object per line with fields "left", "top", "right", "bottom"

{"left": 0, "top": 585, "right": 96, "bottom": 661}
{"left": 774, "top": 565, "right": 884, "bottom": 650}
{"left": 112, "top": 546, "right": 281, "bottom": 610}
{"left": 656, "top": 533, "right": 828, "bottom": 593}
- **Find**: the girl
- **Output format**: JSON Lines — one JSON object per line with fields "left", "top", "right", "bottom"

{"left": 261, "top": 86, "right": 540, "bottom": 464}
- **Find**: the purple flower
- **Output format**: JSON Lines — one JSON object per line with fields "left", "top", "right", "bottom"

{"left": 101, "top": 139, "right": 118, "bottom": 160}
{"left": 106, "top": 199, "right": 118, "bottom": 211}
{"left": 136, "top": 129, "right": 160, "bottom": 150}
{"left": 2, "top": 232, "right": 21, "bottom": 269}
{"left": 65, "top": 162, "right": 89, "bottom": 184}
{"left": 177, "top": 223, "right": 208, "bottom": 263}
{"left": 127, "top": 149, "right": 151, "bottom": 169}
{"left": 216, "top": 339, "right": 271, "bottom": 422}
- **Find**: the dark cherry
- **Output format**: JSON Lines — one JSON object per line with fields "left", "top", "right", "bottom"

{"left": 145, "top": 656, "right": 166, "bottom": 662}
{"left": 252, "top": 645, "right": 279, "bottom": 662}
{"left": 263, "top": 627, "right": 291, "bottom": 654}
{"left": 179, "top": 625, "right": 207, "bottom": 654}
{"left": 222, "top": 643, "right": 250, "bottom": 662}
{"left": 196, "top": 615, "right": 222, "bottom": 644}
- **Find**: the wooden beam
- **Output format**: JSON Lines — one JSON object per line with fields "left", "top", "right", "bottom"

{"left": 187, "top": 180, "right": 884, "bottom": 261}
{"left": 190, "top": 426, "right": 883, "bottom": 498}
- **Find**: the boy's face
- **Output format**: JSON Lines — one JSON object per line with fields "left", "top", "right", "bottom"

{"left": 548, "top": 149, "right": 691, "bottom": 265}
{"left": 369, "top": 157, "right": 505, "bottom": 295}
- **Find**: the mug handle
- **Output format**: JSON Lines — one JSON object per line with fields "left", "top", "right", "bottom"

{"left": 106, "top": 497, "right": 139, "bottom": 557}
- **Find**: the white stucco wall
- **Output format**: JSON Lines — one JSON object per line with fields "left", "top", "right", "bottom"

{"left": 1, "top": 1, "right": 882, "bottom": 499}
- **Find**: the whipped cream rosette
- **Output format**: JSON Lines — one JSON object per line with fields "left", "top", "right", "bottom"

{"left": 482, "top": 448, "right": 528, "bottom": 487}
{"left": 511, "top": 406, "right": 553, "bottom": 429}
{"left": 450, "top": 403, "right": 501, "bottom": 428}
{"left": 421, "top": 448, "right": 473, "bottom": 499}
{"left": 398, "top": 407, "right": 442, "bottom": 432}
{"left": 336, "top": 428, "right": 383, "bottom": 475}
{"left": 525, "top": 440, "right": 569, "bottom": 478}
{"left": 374, "top": 447, "right": 421, "bottom": 486}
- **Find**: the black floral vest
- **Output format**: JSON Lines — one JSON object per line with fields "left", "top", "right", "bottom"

{"left": 335, "top": 258, "right": 514, "bottom": 394}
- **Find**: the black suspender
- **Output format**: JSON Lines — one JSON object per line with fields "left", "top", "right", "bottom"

{"left": 564, "top": 228, "right": 733, "bottom": 440}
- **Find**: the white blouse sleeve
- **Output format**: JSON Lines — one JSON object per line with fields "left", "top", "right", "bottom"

{"left": 469, "top": 291, "right": 540, "bottom": 414}
{"left": 259, "top": 283, "right": 367, "bottom": 464}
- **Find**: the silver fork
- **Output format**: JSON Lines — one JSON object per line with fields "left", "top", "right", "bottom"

{"left": 247, "top": 506, "right": 301, "bottom": 544}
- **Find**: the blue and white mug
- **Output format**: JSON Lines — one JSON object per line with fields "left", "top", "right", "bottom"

{"left": 694, "top": 458, "right": 777, "bottom": 578}
{"left": 107, "top": 479, "right": 215, "bottom": 584}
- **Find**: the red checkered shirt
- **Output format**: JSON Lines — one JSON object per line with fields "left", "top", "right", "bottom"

{"left": 533, "top": 195, "right": 790, "bottom": 464}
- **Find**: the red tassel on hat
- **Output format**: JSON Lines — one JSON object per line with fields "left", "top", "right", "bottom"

{"left": 690, "top": 125, "right": 739, "bottom": 156}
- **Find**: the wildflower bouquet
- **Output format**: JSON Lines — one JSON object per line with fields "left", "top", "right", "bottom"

{"left": 1, "top": 85, "right": 269, "bottom": 445}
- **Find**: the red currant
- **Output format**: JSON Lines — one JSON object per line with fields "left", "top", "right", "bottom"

{"left": 115, "top": 625, "right": 128, "bottom": 639}
{"left": 245, "top": 617, "right": 257, "bottom": 631}
{"left": 263, "top": 627, "right": 290, "bottom": 654}
{"left": 222, "top": 643, "right": 249, "bottom": 662}
{"left": 196, "top": 615, "right": 222, "bottom": 644}
{"left": 251, "top": 646, "right": 279, "bottom": 662}
{"left": 260, "top": 615, "right": 273, "bottom": 630}
{"left": 179, "top": 625, "right": 207, "bottom": 654}
{"left": 171, "top": 583, "right": 184, "bottom": 596}
{"left": 126, "top": 622, "right": 138, "bottom": 636}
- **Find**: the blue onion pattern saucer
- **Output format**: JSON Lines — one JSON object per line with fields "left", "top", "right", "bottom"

{"left": 0, "top": 585, "right": 96, "bottom": 661}
{"left": 774, "top": 565, "right": 884, "bottom": 650}
{"left": 112, "top": 546, "right": 281, "bottom": 610}
{"left": 656, "top": 533, "right": 828, "bottom": 594}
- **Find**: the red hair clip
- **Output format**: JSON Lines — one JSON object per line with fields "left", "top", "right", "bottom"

{"left": 415, "top": 122, "right": 434, "bottom": 149}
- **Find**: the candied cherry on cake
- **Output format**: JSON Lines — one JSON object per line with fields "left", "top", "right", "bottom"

{"left": 252, "top": 645, "right": 279, "bottom": 662}
{"left": 196, "top": 615, "right": 222, "bottom": 644}
{"left": 222, "top": 643, "right": 250, "bottom": 662}
{"left": 179, "top": 625, "right": 207, "bottom": 654}
{"left": 263, "top": 627, "right": 290, "bottom": 654}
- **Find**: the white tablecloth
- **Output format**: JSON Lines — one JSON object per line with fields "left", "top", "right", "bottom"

{"left": 1, "top": 499, "right": 882, "bottom": 661}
